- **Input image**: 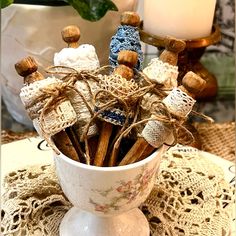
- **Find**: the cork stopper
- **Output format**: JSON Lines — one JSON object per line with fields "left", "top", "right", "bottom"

{"left": 15, "top": 56, "right": 44, "bottom": 84}
{"left": 61, "top": 25, "right": 80, "bottom": 48}
{"left": 120, "top": 11, "right": 140, "bottom": 27}
{"left": 113, "top": 50, "right": 138, "bottom": 80}
{"left": 159, "top": 37, "right": 186, "bottom": 66}
{"left": 179, "top": 71, "right": 206, "bottom": 97}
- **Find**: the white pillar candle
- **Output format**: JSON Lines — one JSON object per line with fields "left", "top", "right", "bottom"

{"left": 143, "top": 0, "right": 216, "bottom": 40}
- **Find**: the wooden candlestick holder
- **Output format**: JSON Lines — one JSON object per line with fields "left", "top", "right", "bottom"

{"left": 139, "top": 24, "right": 221, "bottom": 100}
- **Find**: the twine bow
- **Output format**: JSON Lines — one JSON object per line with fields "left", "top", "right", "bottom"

{"left": 111, "top": 99, "right": 214, "bottom": 158}
{"left": 24, "top": 74, "right": 99, "bottom": 155}
{"left": 111, "top": 101, "right": 193, "bottom": 155}
{"left": 83, "top": 85, "right": 155, "bottom": 163}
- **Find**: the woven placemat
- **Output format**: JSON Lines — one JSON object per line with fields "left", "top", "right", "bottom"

{"left": 1, "top": 122, "right": 235, "bottom": 162}
{"left": 194, "top": 122, "right": 235, "bottom": 162}
{"left": 1, "top": 130, "right": 38, "bottom": 144}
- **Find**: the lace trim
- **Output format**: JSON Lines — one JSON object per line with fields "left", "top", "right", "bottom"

{"left": 54, "top": 44, "right": 100, "bottom": 71}
{"left": 143, "top": 58, "right": 178, "bottom": 89}
{"left": 142, "top": 119, "right": 172, "bottom": 148}
{"left": 70, "top": 80, "right": 98, "bottom": 139}
{"left": 162, "top": 88, "right": 196, "bottom": 117}
{"left": 109, "top": 25, "right": 143, "bottom": 71}
{"left": 20, "top": 77, "right": 77, "bottom": 136}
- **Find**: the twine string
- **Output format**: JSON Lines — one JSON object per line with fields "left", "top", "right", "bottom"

{"left": 82, "top": 99, "right": 117, "bottom": 164}
{"left": 190, "top": 110, "right": 215, "bottom": 123}
{"left": 112, "top": 100, "right": 196, "bottom": 156}
{"left": 24, "top": 79, "right": 96, "bottom": 155}
{"left": 30, "top": 65, "right": 211, "bottom": 164}
{"left": 45, "top": 65, "right": 114, "bottom": 82}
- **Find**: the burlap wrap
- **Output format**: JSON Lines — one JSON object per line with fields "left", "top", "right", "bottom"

{"left": 94, "top": 73, "right": 141, "bottom": 126}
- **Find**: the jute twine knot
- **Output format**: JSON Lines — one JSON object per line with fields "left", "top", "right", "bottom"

{"left": 111, "top": 99, "right": 212, "bottom": 154}
{"left": 82, "top": 71, "right": 156, "bottom": 162}
{"left": 24, "top": 80, "right": 80, "bottom": 154}
{"left": 25, "top": 82, "right": 73, "bottom": 120}
{"left": 95, "top": 72, "right": 155, "bottom": 112}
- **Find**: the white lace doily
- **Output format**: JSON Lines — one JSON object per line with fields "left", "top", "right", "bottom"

{"left": 1, "top": 146, "right": 234, "bottom": 236}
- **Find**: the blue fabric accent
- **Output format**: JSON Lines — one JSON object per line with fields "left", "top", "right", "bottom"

{"left": 94, "top": 107, "right": 126, "bottom": 126}
{"left": 109, "top": 25, "right": 143, "bottom": 71}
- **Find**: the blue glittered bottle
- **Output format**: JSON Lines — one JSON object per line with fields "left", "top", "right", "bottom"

{"left": 109, "top": 11, "right": 143, "bottom": 71}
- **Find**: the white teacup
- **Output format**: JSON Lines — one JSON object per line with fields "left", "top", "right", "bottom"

{"left": 54, "top": 145, "right": 166, "bottom": 236}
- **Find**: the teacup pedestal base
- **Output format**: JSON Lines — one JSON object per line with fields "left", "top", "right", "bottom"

{"left": 55, "top": 147, "right": 165, "bottom": 236}
{"left": 60, "top": 207, "right": 149, "bottom": 236}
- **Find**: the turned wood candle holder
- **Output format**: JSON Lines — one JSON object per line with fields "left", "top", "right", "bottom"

{"left": 139, "top": 23, "right": 221, "bottom": 100}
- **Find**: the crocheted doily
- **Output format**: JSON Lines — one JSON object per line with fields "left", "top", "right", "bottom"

{"left": 1, "top": 146, "right": 234, "bottom": 236}
{"left": 141, "top": 145, "right": 234, "bottom": 236}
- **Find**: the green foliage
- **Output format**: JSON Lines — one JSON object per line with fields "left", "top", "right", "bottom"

{"left": 65, "top": 0, "right": 118, "bottom": 21}
{"left": 1, "top": 0, "right": 118, "bottom": 21}
{"left": 1, "top": 0, "right": 14, "bottom": 8}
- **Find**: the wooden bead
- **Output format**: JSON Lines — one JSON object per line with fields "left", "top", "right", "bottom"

{"left": 15, "top": 56, "right": 38, "bottom": 77}
{"left": 117, "top": 50, "right": 138, "bottom": 68}
{"left": 182, "top": 71, "right": 206, "bottom": 95}
{"left": 164, "top": 36, "right": 186, "bottom": 54}
{"left": 61, "top": 25, "right": 80, "bottom": 48}
{"left": 114, "top": 65, "right": 134, "bottom": 80}
{"left": 159, "top": 37, "right": 185, "bottom": 66}
{"left": 159, "top": 51, "right": 178, "bottom": 66}
{"left": 15, "top": 56, "right": 44, "bottom": 84}
{"left": 120, "top": 11, "right": 140, "bottom": 27}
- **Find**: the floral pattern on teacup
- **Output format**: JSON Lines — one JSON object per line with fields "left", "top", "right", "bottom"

{"left": 89, "top": 165, "right": 156, "bottom": 213}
